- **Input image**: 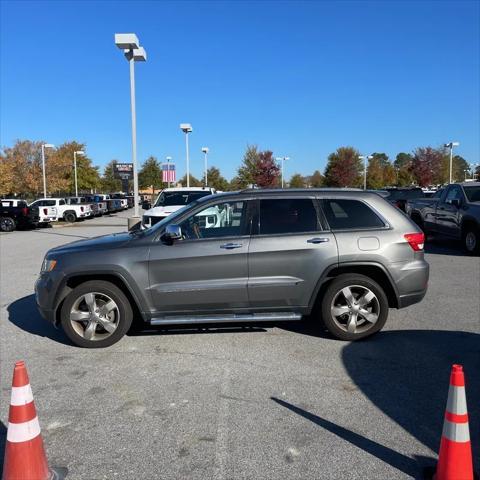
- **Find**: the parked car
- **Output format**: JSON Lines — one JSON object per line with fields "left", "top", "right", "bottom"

{"left": 84, "top": 195, "right": 108, "bottom": 216}
{"left": 0, "top": 199, "right": 39, "bottom": 232}
{"left": 30, "top": 198, "right": 90, "bottom": 223}
{"left": 142, "top": 187, "right": 216, "bottom": 228}
{"left": 407, "top": 182, "right": 480, "bottom": 254}
{"left": 384, "top": 187, "right": 425, "bottom": 212}
{"left": 36, "top": 188, "right": 429, "bottom": 348}
{"left": 22, "top": 199, "right": 58, "bottom": 226}
{"left": 111, "top": 193, "right": 129, "bottom": 210}
{"left": 65, "top": 197, "right": 94, "bottom": 218}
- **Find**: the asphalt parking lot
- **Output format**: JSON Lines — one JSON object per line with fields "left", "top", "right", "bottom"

{"left": 1, "top": 211, "right": 479, "bottom": 480}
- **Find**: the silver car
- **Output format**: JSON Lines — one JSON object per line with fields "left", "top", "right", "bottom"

{"left": 35, "top": 189, "right": 429, "bottom": 348}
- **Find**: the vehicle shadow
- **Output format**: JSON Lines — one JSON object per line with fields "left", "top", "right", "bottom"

{"left": 342, "top": 330, "right": 479, "bottom": 473}
{"left": 0, "top": 421, "right": 6, "bottom": 472}
{"left": 7, "top": 295, "right": 70, "bottom": 345}
{"left": 127, "top": 323, "right": 268, "bottom": 337}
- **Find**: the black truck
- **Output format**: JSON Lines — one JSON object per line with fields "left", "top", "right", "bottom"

{"left": 406, "top": 182, "right": 480, "bottom": 254}
{"left": 0, "top": 199, "right": 40, "bottom": 232}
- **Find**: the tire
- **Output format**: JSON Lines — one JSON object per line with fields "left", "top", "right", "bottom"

{"left": 462, "top": 225, "right": 480, "bottom": 255}
{"left": 320, "top": 274, "right": 389, "bottom": 341}
{"left": 60, "top": 280, "right": 133, "bottom": 348}
{"left": 64, "top": 211, "right": 77, "bottom": 223}
{"left": 0, "top": 217, "right": 16, "bottom": 232}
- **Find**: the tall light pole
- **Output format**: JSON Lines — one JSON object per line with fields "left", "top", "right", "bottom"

{"left": 73, "top": 150, "right": 85, "bottom": 197}
{"left": 115, "top": 33, "right": 147, "bottom": 221}
{"left": 180, "top": 123, "right": 193, "bottom": 187}
{"left": 359, "top": 155, "right": 373, "bottom": 190}
{"left": 202, "top": 147, "right": 209, "bottom": 186}
{"left": 41, "top": 143, "right": 55, "bottom": 198}
{"left": 276, "top": 156, "right": 290, "bottom": 188}
{"left": 444, "top": 141, "right": 459, "bottom": 184}
{"left": 166, "top": 156, "right": 172, "bottom": 188}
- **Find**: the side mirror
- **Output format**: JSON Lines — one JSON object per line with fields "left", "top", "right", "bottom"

{"left": 142, "top": 201, "right": 151, "bottom": 210}
{"left": 162, "top": 224, "right": 182, "bottom": 244}
{"left": 450, "top": 198, "right": 461, "bottom": 208}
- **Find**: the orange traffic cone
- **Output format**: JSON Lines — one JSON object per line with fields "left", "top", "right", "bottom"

{"left": 2, "top": 361, "right": 65, "bottom": 480}
{"left": 433, "top": 364, "right": 475, "bottom": 480}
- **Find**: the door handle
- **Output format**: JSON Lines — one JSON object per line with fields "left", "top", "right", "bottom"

{"left": 220, "top": 243, "right": 243, "bottom": 249}
{"left": 307, "top": 237, "right": 330, "bottom": 244}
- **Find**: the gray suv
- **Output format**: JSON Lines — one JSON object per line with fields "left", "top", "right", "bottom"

{"left": 35, "top": 189, "right": 429, "bottom": 348}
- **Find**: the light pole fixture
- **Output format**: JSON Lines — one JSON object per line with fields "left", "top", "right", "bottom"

{"left": 41, "top": 143, "right": 55, "bottom": 198}
{"left": 73, "top": 151, "right": 85, "bottom": 197}
{"left": 166, "top": 156, "right": 172, "bottom": 188}
{"left": 444, "top": 141, "right": 460, "bottom": 184}
{"left": 115, "top": 33, "right": 147, "bottom": 220}
{"left": 359, "top": 155, "right": 373, "bottom": 190}
{"left": 202, "top": 147, "right": 209, "bottom": 186}
{"left": 276, "top": 156, "right": 290, "bottom": 188}
{"left": 180, "top": 123, "right": 193, "bottom": 187}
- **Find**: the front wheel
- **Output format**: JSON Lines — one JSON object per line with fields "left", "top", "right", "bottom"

{"left": 463, "top": 226, "right": 479, "bottom": 255}
{"left": 0, "top": 217, "right": 16, "bottom": 232}
{"left": 320, "top": 274, "right": 389, "bottom": 341}
{"left": 60, "top": 280, "right": 133, "bottom": 348}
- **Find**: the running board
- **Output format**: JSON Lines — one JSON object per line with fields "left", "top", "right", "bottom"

{"left": 150, "top": 312, "right": 302, "bottom": 326}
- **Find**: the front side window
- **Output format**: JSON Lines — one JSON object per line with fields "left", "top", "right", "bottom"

{"left": 179, "top": 201, "right": 246, "bottom": 240}
{"left": 464, "top": 186, "right": 480, "bottom": 202}
{"left": 323, "top": 199, "right": 385, "bottom": 230}
{"left": 259, "top": 198, "right": 320, "bottom": 235}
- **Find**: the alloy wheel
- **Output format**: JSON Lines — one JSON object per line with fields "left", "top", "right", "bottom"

{"left": 69, "top": 292, "right": 119, "bottom": 341}
{"left": 330, "top": 285, "right": 380, "bottom": 334}
{"left": 465, "top": 231, "right": 476, "bottom": 252}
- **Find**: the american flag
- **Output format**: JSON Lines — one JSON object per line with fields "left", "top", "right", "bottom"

{"left": 162, "top": 163, "right": 176, "bottom": 183}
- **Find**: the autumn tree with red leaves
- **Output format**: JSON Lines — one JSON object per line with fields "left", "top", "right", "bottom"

{"left": 324, "top": 147, "right": 363, "bottom": 187}
{"left": 411, "top": 147, "right": 443, "bottom": 186}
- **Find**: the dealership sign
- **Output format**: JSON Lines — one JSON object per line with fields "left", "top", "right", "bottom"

{"left": 114, "top": 163, "right": 133, "bottom": 180}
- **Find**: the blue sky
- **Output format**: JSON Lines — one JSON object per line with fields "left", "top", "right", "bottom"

{"left": 1, "top": 0, "right": 479, "bottom": 180}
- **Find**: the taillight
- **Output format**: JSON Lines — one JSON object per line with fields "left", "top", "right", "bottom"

{"left": 80, "top": 206, "right": 84, "bottom": 212}
{"left": 22, "top": 207, "right": 29, "bottom": 216}
{"left": 404, "top": 232, "right": 425, "bottom": 251}
{"left": 395, "top": 200, "right": 402, "bottom": 208}
{"left": 43, "top": 208, "right": 48, "bottom": 215}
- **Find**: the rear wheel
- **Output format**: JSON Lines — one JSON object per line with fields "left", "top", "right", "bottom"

{"left": 462, "top": 226, "right": 479, "bottom": 255}
{"left": 0, "top": 217, "right": 16, "bottom": 232}
{"left": 64, "top": 211, "right": 76, "bottom": 223}
{"left": 60, "top": 280, "right": 133, "bottom": 348}
{"left": 320, "top": 274, "right": 388, "bottom": 341}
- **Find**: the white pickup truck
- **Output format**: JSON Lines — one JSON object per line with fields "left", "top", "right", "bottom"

{"left": 30, "top": 198, "right": 90, "bottom": 223}
{"left": 26, "top": 199, "right": 58, "bottom": 225}
{"left": 142, "top": 187, "right": 216, "bottom": 228}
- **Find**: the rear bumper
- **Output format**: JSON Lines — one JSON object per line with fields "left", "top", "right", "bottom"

{"left": 389, "top": 258, "right": 429, "bottom": 309}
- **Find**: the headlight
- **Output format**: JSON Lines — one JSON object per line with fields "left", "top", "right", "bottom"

{"left": 41, "top": 258, "right": 57, "bottom": 273}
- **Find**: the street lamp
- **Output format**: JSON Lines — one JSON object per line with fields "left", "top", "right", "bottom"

{"left": 276, "top": 156, "right": 290, "bottom": 188}
{"left": 359, "top": 155, "right": 373, "bottom": 190}
{"left": 202, "top": 147, "right": 209, "bottom": 186}
{"left": 73, "top": 151, "right": 85, "bottom": 197}
{"left": 166, "top": 156, "right": 172, "bottom": 188}
{"left": 41, "top": 143, "right": 55, "bottom": 198}
{"left": 444, "top": 141, "right": 460, "bottom": 184}
{"left": 115, "top": 33, "right": 147, "bottom": 221}
{"left": 180, "top": 123, "right": 193, "bottom": 187}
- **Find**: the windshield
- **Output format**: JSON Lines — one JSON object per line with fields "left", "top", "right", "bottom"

{"left": 464, "top": 186, "right": 480, "bottom": 202}
{"left": 154, "top": 191, "right": 211, "bottom": 207}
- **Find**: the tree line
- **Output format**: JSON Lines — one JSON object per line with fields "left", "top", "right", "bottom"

{"left": 1, "top": 139, "right": 477, "bottom": 197}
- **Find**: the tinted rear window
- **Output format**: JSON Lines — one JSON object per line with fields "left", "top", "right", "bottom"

{"left": 386, "top": 189, "right": 424, "bottom": 200}
{"left": 323, "top": 199, "right": 385, "bottom": 230}
{"left": 259, "top": 199, "right": 320, "bottom": 235}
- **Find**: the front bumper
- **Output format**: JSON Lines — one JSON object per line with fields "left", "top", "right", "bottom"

{"left": 35, "top": 272, "right": 64, "bottom": 325}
